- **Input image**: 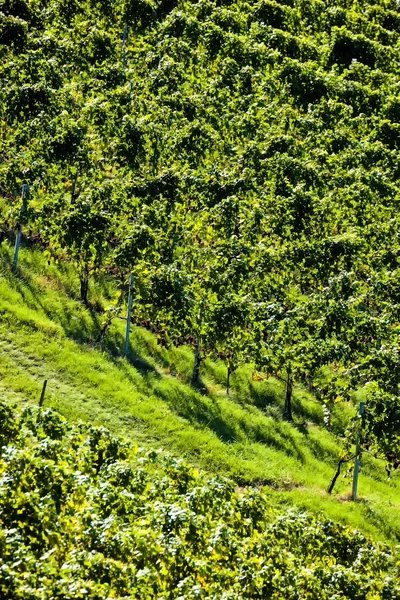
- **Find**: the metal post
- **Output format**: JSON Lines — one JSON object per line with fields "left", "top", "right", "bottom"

{"left": 352, "top": 401, "right": 365, "bottom": 501}
{"left": 121, "top": 26, "right": 129, "bottom": 83}
{"left": 121, "top": 25, "right": 129, "bottom": 48}
{"left": 12, "top": 228, "right": 22, "bottom": 272}
{"left": 12, "top": 184, "right": 29, "bottom": 272}
{"left": 123, "top": 273, "right": 134, "bottom": 357}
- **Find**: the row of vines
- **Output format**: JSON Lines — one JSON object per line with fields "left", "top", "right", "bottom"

{"left": 1, "top": 401, "right": 399, "bottom": 599}
{"left": 2, "top": 0, "right": 400, "bottom": 470}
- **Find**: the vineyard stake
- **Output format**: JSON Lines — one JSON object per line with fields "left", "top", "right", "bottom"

{"left": 121, "top": 25, "right": 129, "bottom": 82}
{"left": 12, "top": 227, "right": 22, "bottom": 272}
{"left": 352, "top": 401, "right": 365, "bottom": 501}
{"left": 123, "top": 273, "right": 134, "bottom": 357}
{"left": 12, "top": 184, "right": 29, "bottom": 272}
{"left": 191, "top": 301, "right": 204, "bottom": 385}
{"left": 39, "top": 380, "right": 48, "bottom": 408}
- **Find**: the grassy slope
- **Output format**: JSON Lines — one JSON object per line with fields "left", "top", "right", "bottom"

{"left": 1, "top": 242, "right": 400, "bottom": 543}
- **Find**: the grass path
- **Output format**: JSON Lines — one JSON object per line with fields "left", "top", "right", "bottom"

{"left": 1, "top": 243, "right": 400, "bottom": 542}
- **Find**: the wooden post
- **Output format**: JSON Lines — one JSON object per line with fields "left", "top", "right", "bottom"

{"left": 352, "top": 401, "right": 365, "bottom": 501}
{"left": 12, "top": 184, "right": 28, "bottom": 272}
{"left": 39, "top": 380, "right": 47, "bottom": 407}
{"left": 192, "top": 338, "right": 201, "bottom": 384}
{"left": 191, "top": 303, "right": 203, "bottom": 385}
{"left": 71, "top": 173, "right": 78, "bottom": 204}
{"left": 284, "top": 363, "right": 293, "bottom": 421}
{"left": 123, "top": 273, "right": 134, "bottom": 357}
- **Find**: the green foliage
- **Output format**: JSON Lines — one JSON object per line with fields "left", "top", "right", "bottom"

{"left": 2, "top": 0, "right": 400, "bottom": 527}
{"left": 1, "top": 401, "right": 400, "bottom": 599}
{"left": 3, "top": 246, "right": 400, "bottom": 546}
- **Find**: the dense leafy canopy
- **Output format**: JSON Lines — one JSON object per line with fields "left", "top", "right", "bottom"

{"left": 1, "top": 401, "right": 399, "bottom": 599}
{"left": 2, "top": 0, "right": 400, "bottom": 460}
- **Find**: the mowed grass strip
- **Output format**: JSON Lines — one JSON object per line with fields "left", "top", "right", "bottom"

{"left": 1, "top": 242, "right": 400, "bottom": 542}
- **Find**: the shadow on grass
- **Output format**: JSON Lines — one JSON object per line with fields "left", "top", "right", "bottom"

{"left": 293, "top": 422, "right": 309, "bottom": 435}
{"left": 1, "top": 244, "right": 325, "bottom": 466}
{"left": 118, "top": 351, "right": 160, "bottom": 382}
{"left": 191, "top": 377, "right": 212, "bottom": 396}
{"left": 1, "top": 247, "right": 12, "bottom": 269}
{"left": 152, "top": 379, "right": 308, "bottom": 462}
{"left": 292, "top": 394, "right": 324, "bottom": 427}
{"left": 2, "top": 253, "right": 160, "bottom": 381}
{"left": 303, "top": 433, "right": 338, "bottom": 464}
{"left": 11, "top": 268, "right": 102, "bottom": 343}
{"left": 248, "top": 381, "right": 281, "bottom": 409}
{"left": 238, "top": 376, "right": 324, "bottom": 428}
{"left": 131, "top": 328, "right": 195, "bottom": 382}
{"left": 47, "top": 259, "right": 81, "bottom": 301}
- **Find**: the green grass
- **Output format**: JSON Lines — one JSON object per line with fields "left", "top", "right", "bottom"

{"left": 1, "top": 241, "right": 400, "bottom": 543}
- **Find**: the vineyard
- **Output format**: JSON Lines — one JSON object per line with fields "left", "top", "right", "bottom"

{"left": 1, "top": 246, "right": 400, "bottom": 541}
{"left": 0, "top": 0, "right": 400, "bottom": 469}
{"left": 2, "top": 0, "right": 400, "bottom": 591}
{"left": 1, "top": 400, "right": 400, "bottom": 599}
{"left": 2, "top": 0, "right": 400, "bottom": 467}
